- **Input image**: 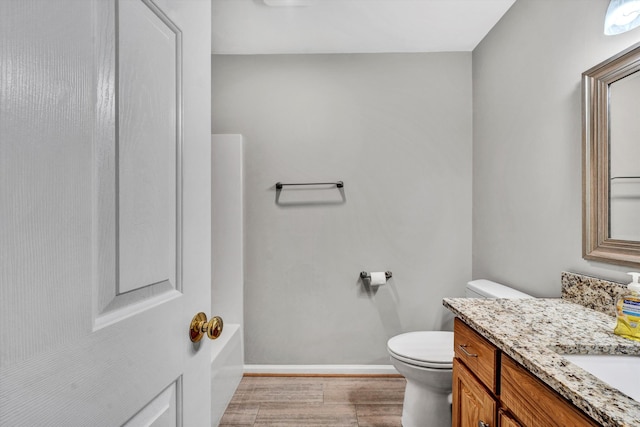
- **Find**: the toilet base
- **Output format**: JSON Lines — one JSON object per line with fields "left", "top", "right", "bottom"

{"left": 401, "top": 377, "right": 451, "bottom": 427}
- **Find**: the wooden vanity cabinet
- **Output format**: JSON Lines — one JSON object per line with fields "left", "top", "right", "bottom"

{"left": 452, "top": 318, "right": 599, "bottom": 427}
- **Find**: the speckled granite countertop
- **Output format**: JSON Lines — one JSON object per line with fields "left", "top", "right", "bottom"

{"left": 443, "top": 297, "right": 640, "bottom": 427}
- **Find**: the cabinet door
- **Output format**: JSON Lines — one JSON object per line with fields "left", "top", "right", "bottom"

{"left": 499, "top": 409, "right": 522, "bottom": 427}
{"left": 453, "top": 358, "right": 497, "bottom": 427}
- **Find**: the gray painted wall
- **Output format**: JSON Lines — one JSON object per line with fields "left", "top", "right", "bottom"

{"left": 472, "top": 0, "right": 640, "bottom": 296}
{"left": 212, "top": 53, "right": 472, "bottom": 364}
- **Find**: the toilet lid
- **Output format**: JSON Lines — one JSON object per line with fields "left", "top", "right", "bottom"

{"left": 387, "top": 331, "right": 454, "bottom": 369}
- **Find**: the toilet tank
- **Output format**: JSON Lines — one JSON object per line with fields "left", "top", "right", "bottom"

{"left": 466, "top": 279, "right": 532, "bottom": 299}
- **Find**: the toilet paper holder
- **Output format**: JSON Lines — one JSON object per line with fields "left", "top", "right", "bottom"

{"left": 360, "top": 271, "right": 393, "bottom": 280}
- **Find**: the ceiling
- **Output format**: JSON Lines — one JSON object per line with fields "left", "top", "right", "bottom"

{"left": 211, "top": 0, "right": 517, "bottom": 54}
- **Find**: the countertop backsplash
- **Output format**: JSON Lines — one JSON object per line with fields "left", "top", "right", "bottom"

{"left": 561, "top": 271, "right": 628, "bottom": 317}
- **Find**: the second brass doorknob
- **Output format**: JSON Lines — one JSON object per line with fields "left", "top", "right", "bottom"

{"left": 189, "top": 312, "right": 224, "bottom": 342}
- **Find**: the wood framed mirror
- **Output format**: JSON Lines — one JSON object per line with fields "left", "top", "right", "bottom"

{"left": 583, "top": 42, "right": 640, "bottom": 267}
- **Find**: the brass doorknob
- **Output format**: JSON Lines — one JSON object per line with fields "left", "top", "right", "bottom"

{"left": 189, "top": 312, "right": 223, "bottom": 342}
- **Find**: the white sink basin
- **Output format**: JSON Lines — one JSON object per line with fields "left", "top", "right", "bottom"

{"left": 563, "top": 354, "right": 640, "bottom": 402}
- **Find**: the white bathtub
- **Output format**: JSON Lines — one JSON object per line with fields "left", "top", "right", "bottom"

{"left": 210, "top": 323, "right": 243, "bottom": 426}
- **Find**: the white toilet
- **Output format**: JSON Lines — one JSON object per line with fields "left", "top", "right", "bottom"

{"left": 387, "top": 279, "right": 531, "bottom": 427}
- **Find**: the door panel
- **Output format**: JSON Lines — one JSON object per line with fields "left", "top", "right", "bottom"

{"left": 123, "top": 379, "right": 180, "bottom": 427}
{"left": 94, "top": 0, "right": 183, "bottom": 329}
{"left": 117, "top": 0, "right": 179, "bottom": 295}
{"left": 0, "top": 0, "right": 211, "bottom": 425}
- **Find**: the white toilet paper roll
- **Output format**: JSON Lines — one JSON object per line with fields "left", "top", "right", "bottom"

{"left": 370, "top": 272, "right": 387, "bottom": 286}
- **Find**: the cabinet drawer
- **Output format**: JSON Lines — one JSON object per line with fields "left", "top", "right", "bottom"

{"left": 454, "top": 318, "right": 499, "bottom": 393}
{"left": 501, "top": 355, "right": 599, "bottom": 427}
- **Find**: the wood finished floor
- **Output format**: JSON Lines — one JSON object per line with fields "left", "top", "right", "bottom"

{"left": 219, "top": 376, "right": 406, "bottom": 427}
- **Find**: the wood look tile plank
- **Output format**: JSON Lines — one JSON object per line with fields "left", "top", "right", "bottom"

{"left": 254, "top": 403, "right": 358, "bottom": 426}
{"left": 231, "top": 376, "right": 324, "bottom": 404}
{"left": 220, "top": 376, "right": 408, "bottom": 426}
{"left": 322, "top": 378, "right": 406, "bottom": 405}
{"left": 356, "top": 404, "right": 403, "bottom": 427}
{"left": 238, "top": 376, "right": 323, "bottom": 387}
{"left": 219, "top": 403, "right": 260, "bottom": 425}
{"left": 235, "top": 377, "right": 327, "bottom": 392}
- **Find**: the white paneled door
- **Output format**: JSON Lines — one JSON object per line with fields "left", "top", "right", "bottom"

{"left": 1, "top": 0, "right": 212, "bottom": 425}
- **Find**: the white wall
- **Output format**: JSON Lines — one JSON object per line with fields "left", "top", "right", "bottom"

{"left": 472, "top": 0, "right": 640, "bottom": 296}
{"left": 212, "top": 53, "right": 472, "bottom": 364}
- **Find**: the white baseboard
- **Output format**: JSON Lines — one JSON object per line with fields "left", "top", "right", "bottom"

{"left": 243, "top": 364, "right": 398, "bottom": 375}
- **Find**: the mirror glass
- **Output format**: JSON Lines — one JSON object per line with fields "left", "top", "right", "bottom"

{"left": 609, "top": 70, "right": 640, "bottom": 241}
{"left": 583, "top": 42, "right": 640, "bottom": 267}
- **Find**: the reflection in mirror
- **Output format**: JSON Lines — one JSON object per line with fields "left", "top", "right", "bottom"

{"left": 583, "top": 42, "right": 640, "bottom": 267}
{"left": 609, "top": 70, "right": 640, "bottom": 241}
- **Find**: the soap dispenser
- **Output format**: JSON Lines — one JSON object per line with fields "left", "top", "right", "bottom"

{"left": 614, "top": 272, "right": 640, "bottom": 341}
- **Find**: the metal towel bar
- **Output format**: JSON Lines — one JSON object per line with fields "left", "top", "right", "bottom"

{"left": 276, "top": 181, "right": 343, "bottom": 190}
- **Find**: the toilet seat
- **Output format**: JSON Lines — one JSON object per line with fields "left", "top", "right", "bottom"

{"left": 387, "top": 331, "right": 454, "bottom": 369}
